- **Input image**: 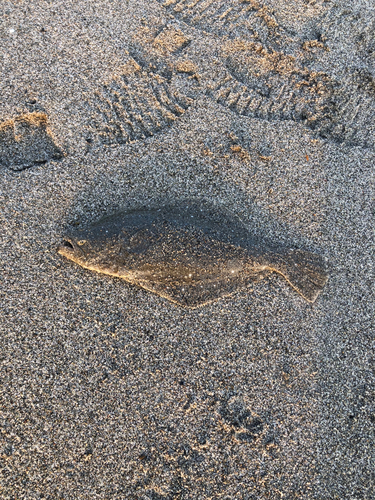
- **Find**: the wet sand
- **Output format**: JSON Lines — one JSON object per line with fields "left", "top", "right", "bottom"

{"left": 0, "top": 1, "right": 374, "bottom": 498}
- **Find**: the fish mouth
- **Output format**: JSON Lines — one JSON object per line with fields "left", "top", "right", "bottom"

{"left": 57, "top": 238, "right": 84, "bottom": 260}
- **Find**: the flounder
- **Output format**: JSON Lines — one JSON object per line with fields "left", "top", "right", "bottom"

{"left": 58, "top": 203, "right": 328, "bottom": 307}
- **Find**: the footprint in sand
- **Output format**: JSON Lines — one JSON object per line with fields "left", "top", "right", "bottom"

{"left": 88, "top": 1, "right": 375, "bottom": 150}
{"left": 0, "top": 112, "right": 64, "bottom": 171}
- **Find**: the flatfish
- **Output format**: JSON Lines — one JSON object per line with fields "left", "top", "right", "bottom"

{"left": 58, "top": 203, "right": 328, "bottom": 307}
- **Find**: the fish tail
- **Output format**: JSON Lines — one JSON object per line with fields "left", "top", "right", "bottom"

{"left": 270, "top": 249, "right": 328, "bottom": 302}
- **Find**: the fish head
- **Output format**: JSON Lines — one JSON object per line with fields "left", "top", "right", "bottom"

{"left": 57, "top": 222, "right": 136, "bottom": 277}
{"left": 57, "top": 235, "right": 94, "bottom": 267}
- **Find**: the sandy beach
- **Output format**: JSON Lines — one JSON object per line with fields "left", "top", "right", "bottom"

{"left": 0, "top": 0, "right": 374, "bottom": 498}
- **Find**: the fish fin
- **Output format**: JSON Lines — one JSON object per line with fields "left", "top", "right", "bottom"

{"left": 272, "top": 249, "right": 328, "bottom": 303}
{"left": 137, "top": 272, "right": 267, "bottom": 308}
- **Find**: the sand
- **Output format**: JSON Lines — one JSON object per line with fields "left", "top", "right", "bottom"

{"left": 0, "top": 0, "right": 374, "bottom": 498}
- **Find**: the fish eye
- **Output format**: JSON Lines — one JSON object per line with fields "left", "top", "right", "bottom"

{"left": 62, "top": 240, "right": 74, "bottom": 250}
{"left": 77, "top": 240, "right": 86, "bottom": 246}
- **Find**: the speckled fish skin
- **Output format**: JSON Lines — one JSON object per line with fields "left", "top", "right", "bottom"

{"left": 58, "top": 203, "right": 328, "bottom": 307}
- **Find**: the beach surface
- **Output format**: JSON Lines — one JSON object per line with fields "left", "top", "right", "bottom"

{"left": 0, "top": 1, "right": 374, "bottom": 498}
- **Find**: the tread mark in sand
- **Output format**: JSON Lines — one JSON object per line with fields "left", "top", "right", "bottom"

{"left": 209, "top": 37, "right": 375, "bottom": 149}
{"left": 156, "top": 0, "right": 280, "bottom": 42}
{"left": 87, "top": 60, "right": 193, "bottom": 145}
{"left": 89, "top": 8, "right": 375, "bottom": 150}
{"left": 156, "top": 0, "right": 375, "bottom": 148}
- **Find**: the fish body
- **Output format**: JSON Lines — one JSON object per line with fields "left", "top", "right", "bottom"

{"left": 58, "top": 203, "right": 328, "bottom": 307}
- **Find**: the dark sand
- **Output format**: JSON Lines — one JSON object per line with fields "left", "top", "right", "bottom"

{"left": 0, "top": 1, "right": 374, "bottom": 498}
